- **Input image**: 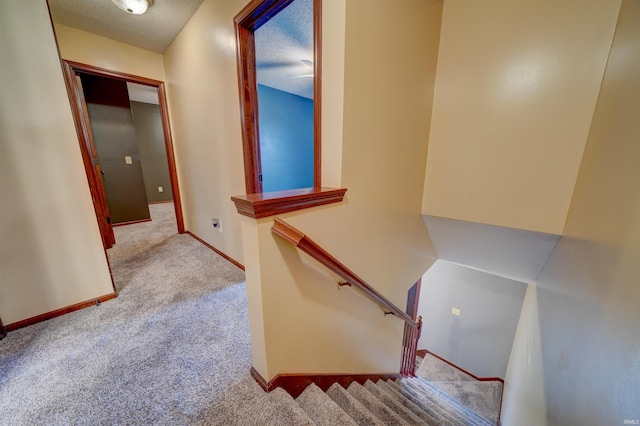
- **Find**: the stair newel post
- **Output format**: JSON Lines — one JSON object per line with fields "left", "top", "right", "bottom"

{"left": 401, "top": 322, "right": 409, "bottom": 376}
{"left": 410, "top": 316, "right": 422, "bottom": 376}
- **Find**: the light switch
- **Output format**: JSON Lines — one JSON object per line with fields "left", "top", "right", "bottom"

{"left": 452, "top": 307, "right": 461, "bottom": 316}
{"left": 125, "top": 156, "right": 132, "bottom": 164}
{"left": 158, "top": 186, "right": 163, "bottom": 193}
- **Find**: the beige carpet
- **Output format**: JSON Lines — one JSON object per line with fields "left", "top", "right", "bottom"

{"left": 0, "top": 203, "right": 252, "bottom": 424}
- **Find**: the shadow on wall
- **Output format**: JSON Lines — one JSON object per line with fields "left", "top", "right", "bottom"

{"left": 417, "top": 260, "right": 527, "bottom": 379}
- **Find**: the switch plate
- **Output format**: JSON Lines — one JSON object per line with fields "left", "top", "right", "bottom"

{"left": 452, "top": 307, "right": 461, "bottom": 316}
{"left": 125, "top": 156, "right": 132, "bottom": 164}
{"left": 158, "top": 186, "right": 163, "bottom": 193}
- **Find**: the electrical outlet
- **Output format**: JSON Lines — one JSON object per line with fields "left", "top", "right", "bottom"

{"left": 125, "top": 156, "right": 132, "bottom": 164}
{"left": 158, "top": 186, "right": 163, "bottom": 193}
{"left": 212, "top": 218, "right": 222, "bottom": 233}
{"left": 452, "top": 307, "right": 461, "bottom": 316}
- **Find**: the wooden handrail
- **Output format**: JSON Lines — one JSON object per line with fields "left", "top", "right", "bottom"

{"left": 272, "top": 218, "right": 420, "bottom": 329}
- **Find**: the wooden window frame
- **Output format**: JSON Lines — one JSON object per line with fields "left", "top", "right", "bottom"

{"left": 232, "top": 0, "right": 346, "bottom": 219}
{"left": 234, "top": 0, "right": 322, "bottom": 194}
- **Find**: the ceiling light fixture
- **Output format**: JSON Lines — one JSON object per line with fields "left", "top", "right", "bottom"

{"left": 111, "top": 0, "right": 152, "bottom": 15}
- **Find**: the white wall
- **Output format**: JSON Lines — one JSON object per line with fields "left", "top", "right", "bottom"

{"left": 501, "top": 1, "right": 639, "bottom": 424}
{"left": 0, "top": 0, "right": 114, "bottom": 325}
{"left": 422, "top": 0, "right": 621, "bottom": 234}
{"left": 417, "top": 261, "right": 527, "bottom": 378}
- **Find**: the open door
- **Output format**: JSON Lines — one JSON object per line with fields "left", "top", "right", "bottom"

{"left": 62, "top": 60, "right": 185, "bottom": 251}
{"left": 62, "top": 62, "right": 115, "bottom": 249}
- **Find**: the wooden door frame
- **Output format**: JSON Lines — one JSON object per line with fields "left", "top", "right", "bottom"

{"left": 62, "top": 61, "right": 185, "bottom": 241}
{"left": 0, "top": 316, "right": 6, "bottom": 340}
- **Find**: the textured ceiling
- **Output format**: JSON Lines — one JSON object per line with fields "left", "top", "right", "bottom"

{"left": 48, "top": 0, "right": 204, "bottom": 53}
{"left": 255, "top": 0, "right": 314, "bottom": 99}
{"left": 49, "top": 0, "right": 313, "bottom": 98}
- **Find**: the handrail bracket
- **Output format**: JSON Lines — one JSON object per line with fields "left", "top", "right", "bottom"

{"left": 337, "top": 281, "right": 352, "bottom": 289}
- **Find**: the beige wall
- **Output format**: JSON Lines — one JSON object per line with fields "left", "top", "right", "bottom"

{"left": 244, "top": 0, "right": 442, "bottom": 380}
{"left": 422, "top": 0, "right": 621, "bottom": 234}
{"left": 0, "top": 0, "right": 114, "bottom": 324}
{"left": 162, "top": 0, "right": 248, "bottom": 265}
{"left": 501, "top": 1, "right": 639, "bottom": 423}
{"left": 54, "top": 23, "right": 166, "bottom": 82}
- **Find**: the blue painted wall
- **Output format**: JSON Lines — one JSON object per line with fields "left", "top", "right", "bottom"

{"left": 257, "top": 84, "right": 314, "bottom": 192}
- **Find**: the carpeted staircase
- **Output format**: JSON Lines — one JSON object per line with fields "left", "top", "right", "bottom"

{"left": 212, "top": 355, "right": 502, "bottom": 425}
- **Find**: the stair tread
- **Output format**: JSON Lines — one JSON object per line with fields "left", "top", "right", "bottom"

{"left": 428, "top": 381, "right": 502, "bottom": 425}
{"left": 296, "top": 383, "right": 358, "bottom": 426}
{"left": 215, "top": 386, "right": 315, "bottom": 426}
{"left": 347, "top": 382, "right": 410, "bottom": 426}
{"left": 416, "top": 354, "right": 477, "bottom": 382}
{"left": 363, "top": 380, "right": 432, "bottom": 425}
{"left": 405, "top": 378, "right": 492, "bottom": 426}
{"left": 395, "top": 379, "right": 471, "bottom": 425}
{"left": 375, "top": 379, "right": 450, "bottom": 426}
{"left": 327, "top": 382, "right": 386, "bottom": 426}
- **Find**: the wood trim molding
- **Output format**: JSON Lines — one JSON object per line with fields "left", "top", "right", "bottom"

{"left": 418, "top": 349, "right": 505, "bottom": 383}
{"left": 313, "top": 0, "right": 322, "bottom": 187}
{"left": 271, "top": 218, "right": 419, "bottom": 328}
{"left": 5, "top": 293, "right": 117, "bottom": 332}
{"left": 231, "top": 187, "right": 346, "bottom": 219}
{"left": 157, "top": 82, "right": 185, "bottom": 234}
{"left": 62, "top": 60, "right": 185, "bottom": 236}
{"left": 112, "top": 218, "right": 152, "bottom": 227}
{"left": 250, "top": 366, "right": 401, "bottom": 399}
{"left": 0, "top": 317, "right": 6, "bottom": 340}
{"left": 63, "top": 61, "right": 163, "bottom": 86}
{"left": 186, "top": 231, "right": 245, "bottom": 271}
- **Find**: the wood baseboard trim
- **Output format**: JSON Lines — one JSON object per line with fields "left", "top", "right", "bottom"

{"left": 5, "top": 293, "right": 117, "bottom": 332}
{"left": 420, "top": 349, "right": 504, "bottom": 383}
{"left": 250, "top": 366, "right": 402, "bottom": 398}
{"left": 148, "top": 200, "right": 174, "bottom": 205}
{"left": 112, "top": 218, "right": 152, "bottom": 227}
{"left": 186, "top": 231, "right": 245, "bottom": 271}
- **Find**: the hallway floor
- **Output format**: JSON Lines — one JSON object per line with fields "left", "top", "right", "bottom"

{"left": 0, "top": 204, "right": 250, "bottom": 424}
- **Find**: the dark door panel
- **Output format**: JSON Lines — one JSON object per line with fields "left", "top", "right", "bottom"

{"left": 80, "top": 74, "right": 150, "bottom": 224}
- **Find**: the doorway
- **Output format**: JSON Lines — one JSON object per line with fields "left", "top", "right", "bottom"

{"left": 62, "top": 61, "right": 184, "bottom": 289}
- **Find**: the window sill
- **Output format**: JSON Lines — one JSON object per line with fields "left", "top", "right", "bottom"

{"left": 231, "top": 187, "right": 347, "bottom": 219}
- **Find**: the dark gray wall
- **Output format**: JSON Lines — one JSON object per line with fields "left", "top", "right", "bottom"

{"left": 417, "top": 260, "right": 527, "bottom": 378}
{"left": 130, "top": 101, "right": 173, "bottom": 203}
{"left": 81, "top": 74, "right": 150, "bottom": 224}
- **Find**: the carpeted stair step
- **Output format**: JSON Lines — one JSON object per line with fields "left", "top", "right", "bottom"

{"left": 375, "top": 379, "right": 450, "bottom": 426}
{"left": 326, "top": 382, "right": 386, "bottom": 426}
{"left": 388, "top": 379, "right": 466, "bottom": 425}
{"left": 363, "top": 379, "right": 433, "bottom": 425}
{"left": 403, "top": 378, "right": 478, "bottom": 425}
{"left": 232, "top": 388, "right": 316, "bottom": 426}
{"left": 296, "top": 383, "right": 358, "bottom": 426}
{"left": 416, "top": 354, "right": 476, "bottom": 382}
{"left": 346, "top": 381, "right": 410, "bottom": 425}
{"left": 429, "top": 381, "right": 502, "bottom": 425}
{"left": 405, "top": 378, "right": 493, "bottom": 426}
